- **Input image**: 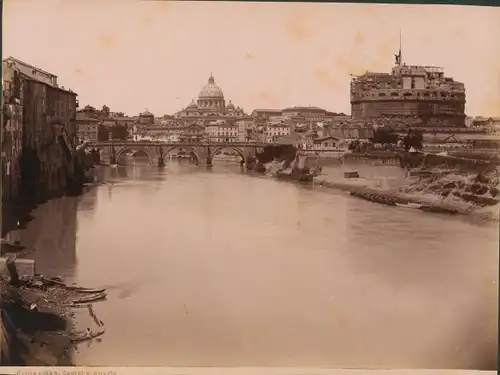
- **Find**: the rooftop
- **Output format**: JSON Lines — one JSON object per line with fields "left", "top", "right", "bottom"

{"left": 253, "top": 109, "right": 282, "bottom": 112}
{"left": 19, "top": 72, "right": 77, "bottom": 95}
{"left": 4, "top": 56, "right": 57, "bottom": 78}
{"left": 282, "top": 106, "right": 326, "bottom": 112}
{"left": 76, "top": 113, "right": 99, "bottom": 122}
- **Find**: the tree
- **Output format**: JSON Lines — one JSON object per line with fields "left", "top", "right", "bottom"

{"left": 372, "top": 128, "right": 399, "bottom": 144}
{"left": 101, "top": 105, "right": 110, "bottom": 118}
{"left": 97, "top": 125, "right": 110, "bottom": 141}
{"left": 348, "top": 140, "right": 361, "bottom": 152}
{"left": 110, "top": 124, "right": 129, "bottom": 140}
{"left": 84, "top": 105, "right": 96, "bottom": 113}
{"left": 403, "top": 129, "right": 423, "bottom": 152}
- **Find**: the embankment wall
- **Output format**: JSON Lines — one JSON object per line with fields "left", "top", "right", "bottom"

{"left": 400, "top": 152, "right": 497, "bottom": 172}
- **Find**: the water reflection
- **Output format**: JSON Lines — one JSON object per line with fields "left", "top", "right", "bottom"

{"left": 17, "top": 197, "right": 78, "bottom": 280}
{"left": 78, "top": 185, "right": 98, "bottom": 213}
{"left": 11, "top": 161, "right": 498, "bottom": 369}
{"left": 117, "top": 166, "right": 128, "bottom": 179}
{"left": 339, "top": 197, "right": 498, "bottom": 369}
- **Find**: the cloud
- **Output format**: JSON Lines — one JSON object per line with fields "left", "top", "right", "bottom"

{"left": 285, "top": 13, "right": 312, "bottom": 41}
{"left": 314, "top": 68, "right": 338, "bottom": 89}
{"left": 73, "top": 67, "right": 84, "bottom": 75}
{"left": 98, "top": 33, "right": 116, "bottom": 51}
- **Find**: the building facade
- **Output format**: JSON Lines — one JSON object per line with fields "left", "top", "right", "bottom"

{"left": 281, "top": 106, "right": 329, "bottom": 121}
{"left": 236, "top": 118, "right": 254, "bottom": 142}
{"left": 138, "top": 110, "right": 155, "bottom": 125}
{"left": 205, "top": 121, "right": 239, "bottom": 143}
{"left": 251, "top": 109, "right": 283, "bottom": 119}
{"left": 2, "top": 61, "right": 24, "bottom": 202}
{"left": 75, "top": 113, "right": 99, "bottom": 142}
{"left": 2, "top": 57, "right": 79, "bottom": 203}
{"left": 350, "top": 53, "right": 466, "bottom": 128}
{"left": 140, "top": 123, "right": 205, "bottom": 142}
{"left": 472, "top": 117, "right": 500, "bottom": 134}
{"left": 265, "top": 122, "right": 292, "bottom": 143}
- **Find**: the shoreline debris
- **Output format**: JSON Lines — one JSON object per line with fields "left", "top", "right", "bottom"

{"left": 0, "top": 259, "right": 108, "bottom": 365}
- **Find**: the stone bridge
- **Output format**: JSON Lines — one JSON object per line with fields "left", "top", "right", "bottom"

{"left": 87, "top": 141, "right": 271, "bottom": 166}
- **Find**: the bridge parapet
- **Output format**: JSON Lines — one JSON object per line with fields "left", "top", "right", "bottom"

{"left": 87, "top": 141, "right": 276, "bottom": 166}
{"left": 88, "top": 141, "right": 269, "bottom": 148}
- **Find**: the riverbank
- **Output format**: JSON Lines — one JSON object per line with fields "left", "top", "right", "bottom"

{"left": 314, "top": 170, "right": 500, "bottom": 221}
{"left": 0, "top": 267, "right": 107, "bottom": 365}
{"left": 258, "top": 150, "right": 499, "bottom": 221}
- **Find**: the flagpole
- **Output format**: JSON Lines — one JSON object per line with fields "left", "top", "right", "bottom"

{"left": 399, "top": 29, "right": 402, "bottom": 66}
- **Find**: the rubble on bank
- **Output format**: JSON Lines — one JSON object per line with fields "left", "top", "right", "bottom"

{"left": 253, "top": 146, "right": 499, "bottom": 220}
{"left": 313, "top": 166, "right": 500, "bottom": 221}
{"left": 0, "top": 258, "right": 106, "bottom": 365}
{"left": 261, "top": 152, "right": 322, "bottom": 182}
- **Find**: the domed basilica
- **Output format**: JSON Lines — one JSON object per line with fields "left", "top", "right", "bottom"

{"left": 174, "top": 74, "right": 246, "bottom": 120}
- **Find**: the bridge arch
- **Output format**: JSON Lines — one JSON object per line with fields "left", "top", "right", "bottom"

{"left": 210, "top": 146, "right": 246, "bottom": 164}
{"left": 164, "top": 146, "right": 201, "bottom": 164}
{"left": 115, "top": 146, "right": 155, "bottom": 165}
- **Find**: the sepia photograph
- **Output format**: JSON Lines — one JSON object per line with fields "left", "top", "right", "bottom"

{"left": 0, "top": 0, "right": 498, "bottom": 372}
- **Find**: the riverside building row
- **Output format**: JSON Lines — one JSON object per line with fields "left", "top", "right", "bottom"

{"left": 78, "top": 73, "right": 366, "bottom": 144}
{"left": 1, "top": 57, "right": 80, "bottom": 204}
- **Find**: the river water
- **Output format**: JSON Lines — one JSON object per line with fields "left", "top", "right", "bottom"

{"left": 13, "top": 158, "right": 498, "bottom": 370}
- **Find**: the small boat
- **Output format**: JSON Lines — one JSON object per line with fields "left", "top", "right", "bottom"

{"left": 395, "top": 202, "right": 423, "bottom": 209}
{"left": 40, "top": 277, "right": 106, "bottom": 293}
{"left": 41, "top": 276, "right": 66, "bottom": 286}
{"left": 70, "top": 329, "right": 105, "bottom": 343}
{"left": 73, "top": 293, "right": 107, "bottom": 304}
{"left": 110, "top": 164, "right": 118, "bottom": 168}
{"left": 66, "top": 286, "right": 106, "bottom": 294}
{"left": 47, "top": 276, "right": 64, "bottom": 282}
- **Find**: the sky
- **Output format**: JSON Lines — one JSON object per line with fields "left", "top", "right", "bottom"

{"left": 3, "top": 1, "right": 500, "bottom": 118}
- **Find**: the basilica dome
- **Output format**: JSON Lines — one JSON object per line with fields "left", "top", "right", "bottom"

{"left": 198, "top": 74, "right": 224, "bottom": 99}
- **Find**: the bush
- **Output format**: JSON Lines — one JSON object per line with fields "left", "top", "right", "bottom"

{"left": 257, "top": 144, "right": 297, "bottom": 164}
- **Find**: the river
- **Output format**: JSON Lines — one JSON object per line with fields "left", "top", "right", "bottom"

{"left": 12, "top": 158, "right": 498, "bottom": 370}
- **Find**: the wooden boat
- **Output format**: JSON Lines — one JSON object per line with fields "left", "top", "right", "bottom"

{"left": 72, "top": 293, "right": 107, "bottom": 304}
{"left": 66, "top": 286, "right": 106, "bottom": 294}
{"left": 70, "top": 329, "right": 105, "bottom": 343}
{"left": 395, "top": 203, "right": 423, "bottom": 209}
{"left": 41, "top": 277, "right": 66, "bottom": 286}
{"left": 41, "top": 277, "right": 106, "bottom": 293}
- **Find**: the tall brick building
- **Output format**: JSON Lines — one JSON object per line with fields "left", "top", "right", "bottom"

{"left": 2, "top": 57, "right": 79, "bottom": 203}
